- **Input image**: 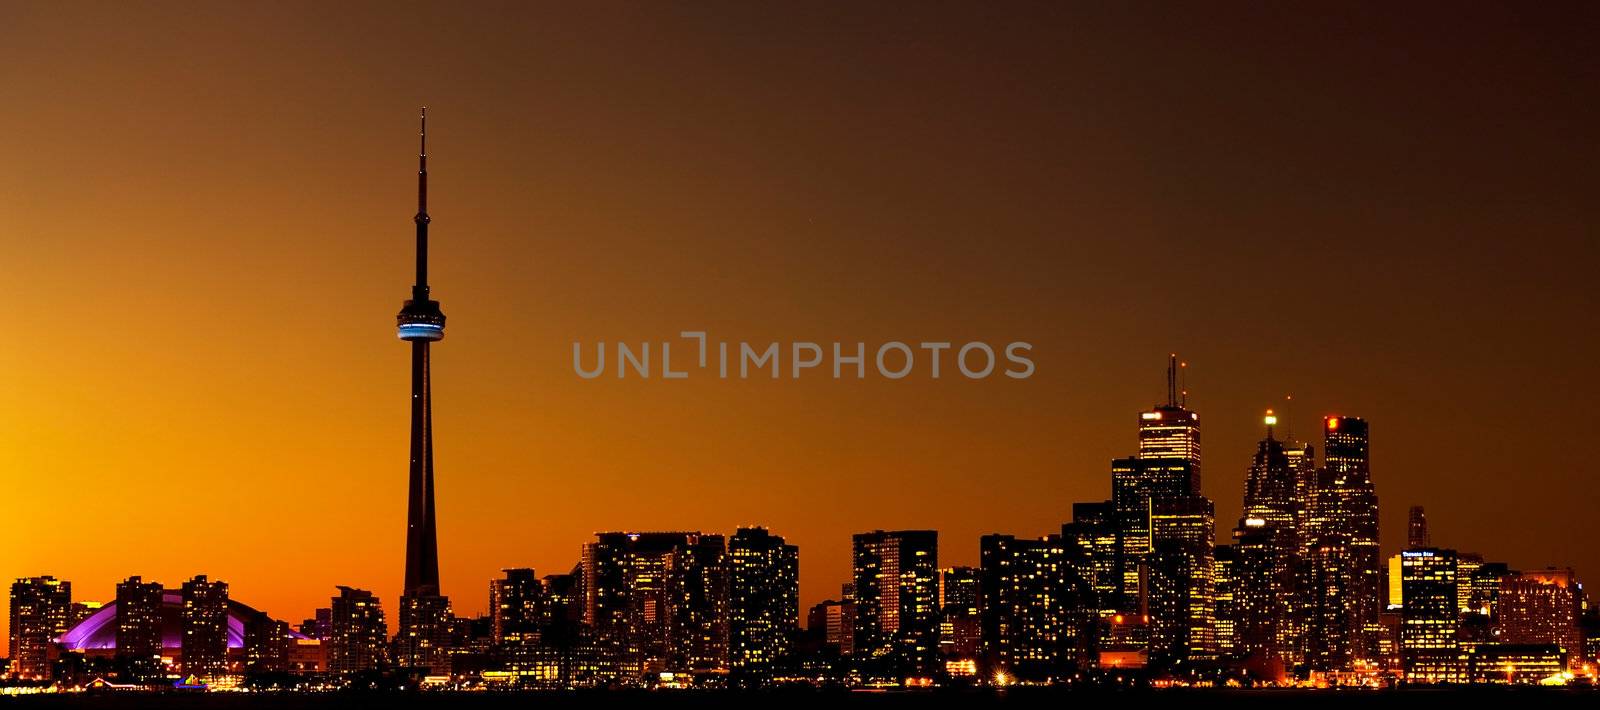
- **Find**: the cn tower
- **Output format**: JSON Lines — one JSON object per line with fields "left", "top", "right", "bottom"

{"left": 398, "top": 108, "right": 445, "bottom": 598}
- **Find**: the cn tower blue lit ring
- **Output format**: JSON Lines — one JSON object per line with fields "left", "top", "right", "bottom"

{"left": 398, "top": 323, "right": 445, "bottom": 341}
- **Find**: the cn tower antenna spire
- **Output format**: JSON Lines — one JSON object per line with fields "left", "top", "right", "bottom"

{"left": 418, "top": 107, "right": 428, "bottom": 215}
{"left": 413, "top": 107, "right": 431, "bottom": 300}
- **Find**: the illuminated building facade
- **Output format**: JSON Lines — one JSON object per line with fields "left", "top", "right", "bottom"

{"left": 1111, "top": 457, "right": 1197, "bottom": 607}
{"left": 396, "top": 593, "right": 453, "bottom": 673}
{"left": 937, "top": 567, "right": 981, "bottom": 664}
{"left": 1400, "top": 548, "right": 1461, "bottom": 682}
{"left": 329, "top": 586, "right": 388, "bottom": 674}
{"left": 1137, "top": 355, "right": 1201, "bottom": 476}
{"left": 807, "top": 599, "right": 855, "bottom": 656}
{"left": 179, "top": 575, "right": 229, "bottom": 679}
{"left": 1061, "top": 501, "right": 1119, "bottom": 612}
{"left": 582, "top": 532, "right": 730, "bottom": 677}
{"left": 490, "top": 568, "right": 544, "bottom": 645}
{"left": 1304, "top": 533, "right": 1359, "bottom": 671}
{"left": 727, "top": 527, "right": 799, "bottom": 677}
{"left": 8, "top": 576, "right": 72, "bottom": 680}
{"left": 1468, "top": 644, "right": 1567, "bottom": 684}
{"left": 1454, "top": 554, "right": 1483, "bottom": 613}
{"left": 114, "top": 576, "right": 166, "bottom": 681}
{"left": 1229, "top": 521, "right": 1296, "bottom": 670}
{"left": 1303, "top": 415, "right": 1380, "bottom": 670}
{"left": 242, "top": 611, "right": 294, "bottom": 674}
{"left": 852, "top": 530, "right": 939, "bottom": 677}
{"left": 1212, "top": 545, "right": 1239, "bottom": 658}
{"left": 1146, "top": 495, "right": 1216, "bottom": 666}
{"left": 1497, "top": 568, "right": 1583, "bottom": 668}
{"left": 978, "top": 534, "right": 1093, "bottom": 679}
{"left": 1234, "top": 414, "right": 1304, "bottom": 667}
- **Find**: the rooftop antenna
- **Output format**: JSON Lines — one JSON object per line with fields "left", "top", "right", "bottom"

{"left": 1179, "top": 360, "right": 1188, "bottom": 409}
{"left": 1165, "top": 354, "right": 1177, "bottom": 407}
{"left": 1284, "top": 394, "right": 1296, "bottom": 442}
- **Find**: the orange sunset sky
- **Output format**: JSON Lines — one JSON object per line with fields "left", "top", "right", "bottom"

{"left": 2, "top": 1, "right": 1598, "bottom": 646}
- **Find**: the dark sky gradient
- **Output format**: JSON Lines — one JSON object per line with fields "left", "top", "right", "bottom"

{"left": 1, "top": 1, "right": 1596, "bottom": 644}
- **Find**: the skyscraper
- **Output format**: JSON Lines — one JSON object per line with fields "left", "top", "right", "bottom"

{"left": 395, "top": 108, "right": 454, "bottom": 674}
{"left": 807, "top": 599, "right": 855, "bottom": 656}
{"left": 8, "top": 576, "right": 72, "bottom": 680}
{"left": 1497, "top": 568, "right": 1583, "bottom": 668}
{"left": 490, "top": 568, "right": 544, "bottom": 646}
{"left": 395, "top": 593, "right": 453, "bottom": 674}
{"left": 1407, "top": 506, "right": 1430, "bottom": 549}
{"left": 1061, "top": 502, "right": 1119, "bottom": 613}
{"left": 1110, "top": 357, "right": 1204, "bottom": 612}
{"left": 115, "top": 577, "right": 166, "bottom": 682}
{"left": 937, "top": 567, "right": 982, "bottom": 666}
{"left": 242, "top": 610, "right": 293, "bottom": 674}
{"left": 978, "top": 534, "right": 1094, "bottom": 680}
{"left": 1137, "top": 355, "right": 1201, "bottom": 478}
{"left": 582, "top": 532, "right": 730, "bottom": 677}
{"left": 852, "top": 530, "right": 939, "bottom": 678}
{"left": 1110, "top": 457, "right": 1197, "bottom": 607}
{"left": 1231, "top": 413, "right": 1302, "bottom": 669}
{"left": 1146, "top": 496, "right": 1217, "bottom": 667}
{"left": 727, "top": 527, "right": 800, "bottom": 678}
{"left": 179, "top": 575, "right": 229, "bottom": 680}
{"left": 1399, "top": 548, "right": 1461, "bottom": 682}
{"left": 1305, "top": 415, "right": 1380, "bottom": 669}
{"left": 329, "top": 586, "right": 388, "bottom": 675}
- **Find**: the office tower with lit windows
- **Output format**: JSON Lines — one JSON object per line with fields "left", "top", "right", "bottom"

{"left": 1110, "top": 457, "right": 1197, "bottom": 607}
{"left": 1061, "top": 502, "right": 1119, "bottom": 612}
{"left": 115, "top": 576, "right": 166, "bottom": 681}
{"left": 1408, "top": 506, "right": 1430, "bottom": 549}
{"left": 1111, "top": 358, "right": 1204, "bottom": 597}
{"left": 8, "top": 576, "right": 72, "bottom": 680}
{"left": 1497, "top": 568, "right": 1583, "bottom": 668}
{"left": 179, "top": 575, "right": 229, "bottom": 679}
{"left": 978, "top": 534, "right": 1094, "bottom": 679}
{"left": 1304, "top": 534, "right": 1358, "bottom": 671}
{"left": 1231, "top": 413, "right": 1304, "bottom": 668}
{"left": 852, "top": 530, "right": 939, "bottom": 678}
{"left": 808, "top": 599, "right": 855, "bottom": 656}
{"left": 1243, "top": 413, "right": 1297, "bottom": 532}
{"left": 396, "top": 593, "right": 453, "bottom": 673}
{"left": 1228, "top": 520, "right": 1298, "bottom": 670}
{"left": 540, "top": 569, "right": 584, "bottom": 636}
{"left": 938, "top": 567, "right": 981, "bottom": 665}
{"left": 1285, "top": 434, "right": 1316, "bottom": 532}
{"left": 329, "top": 586, "right": 389, "bottom": 674}
{"left": 727, "top": 527, "right": 799, "bottom": 678}
{"left": 490, "top": 568, "right": 544, "bottom": 645}
{"left": 1467, "top": 562, "right": 1511, "bottom": 616}
{"left": 583, "top": 532, "right": 730, "bottom": 677}
{"left": 1303, "top": 415, "right": 1380, "bottom": 669}
{"left": 1137, "top": 355, "right": 1201, "bottom": 475}
{"left": 1212, "top": 545, "right": 1239, "bottom": 658}
{"left": 1453, "top": 554, "right": 1482, "bottom": 612}
{"left": 242, "top": 610, "right": 293, "bottom": 674}
{"left": 1145, "top": 496, "right": 1217, "bottom": 666}
{"left": 1400, "top": 548, "right": 1462, "bottom": 682}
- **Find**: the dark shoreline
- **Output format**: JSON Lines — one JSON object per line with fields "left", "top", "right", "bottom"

{"left": 3, "top": 687, "right": 1597, "bottom": 708}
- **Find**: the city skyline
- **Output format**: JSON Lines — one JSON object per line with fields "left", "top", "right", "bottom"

{"left": 3, "top": 0, "right": 1598, "bottom": 673}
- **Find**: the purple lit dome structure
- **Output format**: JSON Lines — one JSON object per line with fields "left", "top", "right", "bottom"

{"left": 56, "top": 591, "right": 306, "bottom": 651}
